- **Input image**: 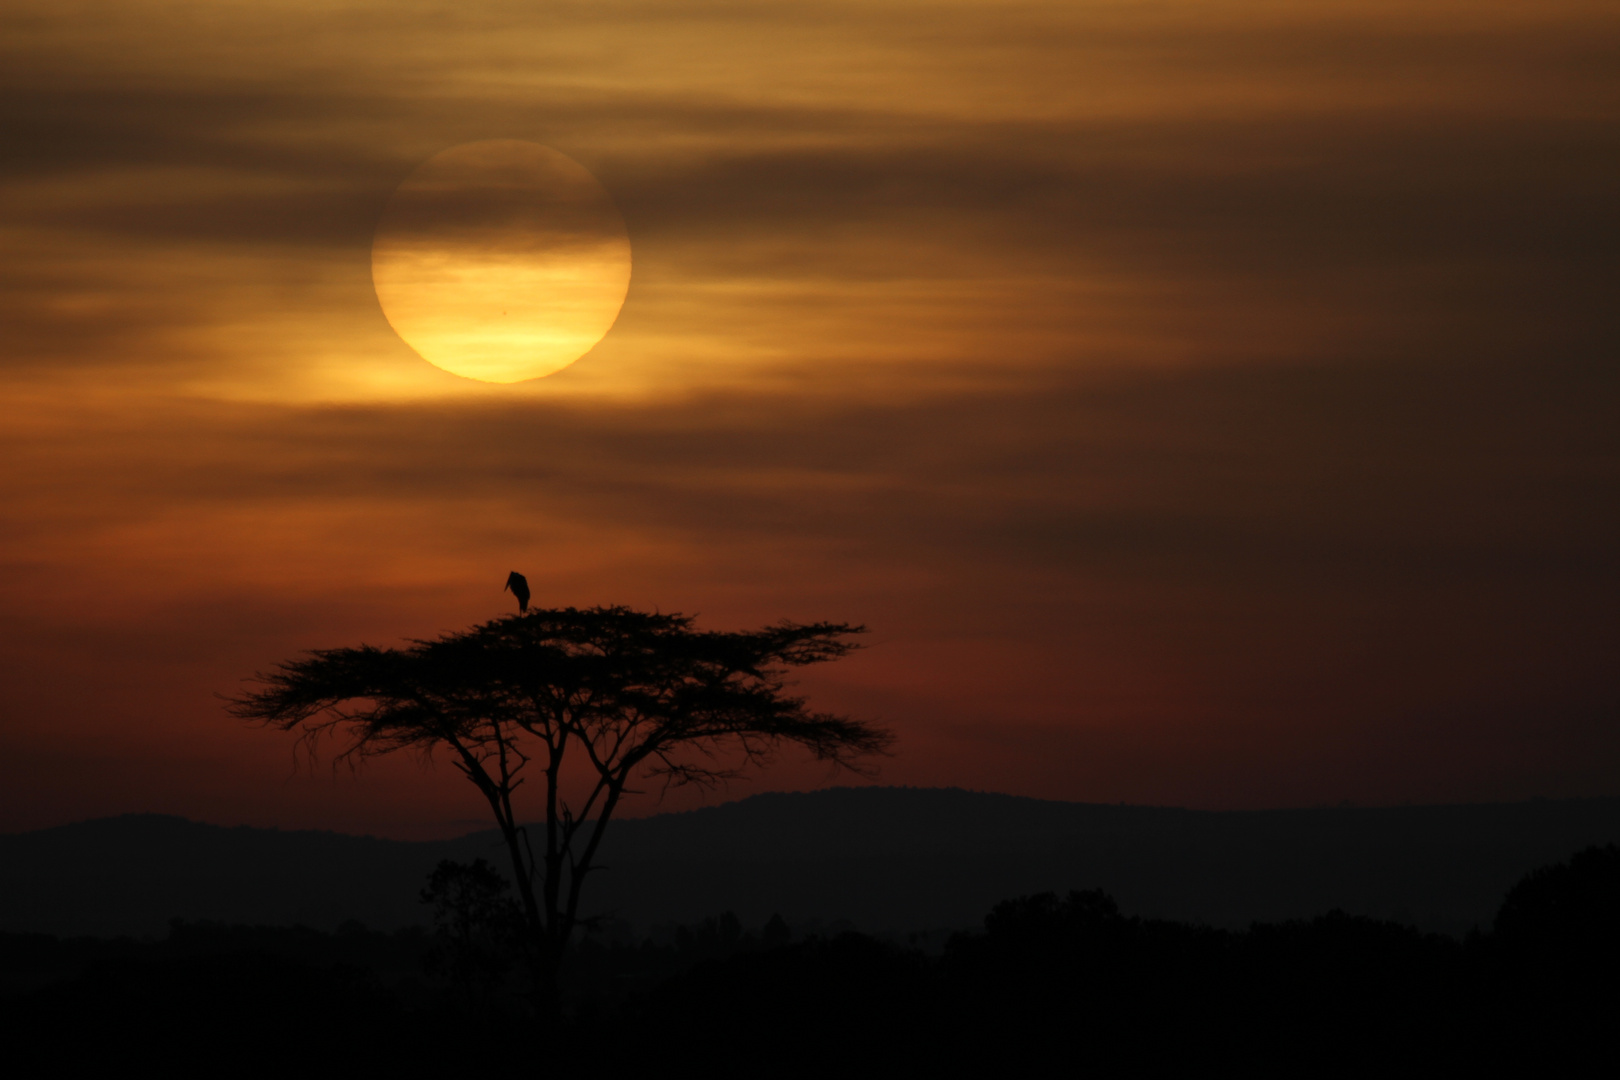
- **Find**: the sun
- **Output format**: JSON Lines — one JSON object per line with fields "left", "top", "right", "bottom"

{"left": 371, "top": 140, "right": 632, "bottom": 383}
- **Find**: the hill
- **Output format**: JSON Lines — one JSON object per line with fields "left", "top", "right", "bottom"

{"left": 4, "top": 787, "right": 1618, "bottom": 937}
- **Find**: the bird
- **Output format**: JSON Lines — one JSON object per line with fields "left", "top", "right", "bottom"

{"left": 504, "top": 571, "right": 531, "bottom": 613}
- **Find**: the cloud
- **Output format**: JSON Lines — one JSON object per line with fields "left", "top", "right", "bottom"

{"left": 1, "top": 0, "right": 1617, "bottom": 826}
{"left": 3, "top": 347, "right": 1614, "bottom": 821}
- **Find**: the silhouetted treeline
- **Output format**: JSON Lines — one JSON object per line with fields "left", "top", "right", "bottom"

{"left": 611, "top": 846, "right": 1620, "bottom": 1077}
{"left": 4, "top": 845, "right": 1617, "bottom": 1075}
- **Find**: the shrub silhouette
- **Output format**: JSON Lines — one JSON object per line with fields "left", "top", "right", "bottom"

{"left": 1494, "top": 842, "right": 1620, "bottom": 961}
{"left": 1490, "top": 840, "right": 1620, "bottom": 1050}
{"left": 420, "top": 858, "right": 524, "bottom": 1007}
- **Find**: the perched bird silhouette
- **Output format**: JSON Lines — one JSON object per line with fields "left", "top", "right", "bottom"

{"left": 504, "top": 571, "right": 531, "bottom": 613}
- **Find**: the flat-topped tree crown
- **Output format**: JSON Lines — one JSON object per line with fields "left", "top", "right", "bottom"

{"left": 228, "top": 605, "right": 889, "bottom": 1008}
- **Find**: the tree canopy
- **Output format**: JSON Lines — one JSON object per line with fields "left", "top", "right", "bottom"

{"left": 228, "top": 605, "right": 890, "bottom": 1006}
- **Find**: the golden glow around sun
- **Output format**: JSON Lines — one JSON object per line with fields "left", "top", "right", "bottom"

{"left": 371, "top": 140, "right": 631, "bottom": 383}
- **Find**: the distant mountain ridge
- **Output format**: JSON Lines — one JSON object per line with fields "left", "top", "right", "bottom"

{"left": 4, "top": 787, "right": 1619, "bottom": 938}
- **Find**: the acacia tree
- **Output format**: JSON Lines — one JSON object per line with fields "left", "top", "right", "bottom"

{"left": 228, "top": 606, "right": 889, "bottom": 1006}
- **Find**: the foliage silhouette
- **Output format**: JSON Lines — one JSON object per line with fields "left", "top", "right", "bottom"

{"left": 420, "top": 858, "right": 524, "bottom": 1007}
{"left": 228, "top": 605, "right": 890, "bottom": 1007}
{"left": 1493, "top": 841, "right": 1620, "bottom": 960}
{"left": 1487, "top": 842, "right": 1620, "bottom": 1048}
{"left": 761, "top": 912, "right": 792, "bottom": 949}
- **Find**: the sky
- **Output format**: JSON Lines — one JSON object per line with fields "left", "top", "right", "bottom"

{"left": 1, "top": 0, "right": 1616, "bottom": 837}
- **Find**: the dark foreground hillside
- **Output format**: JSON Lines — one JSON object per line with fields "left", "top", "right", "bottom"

{"left": 6, "top": 787, "right": 1620, "bottom": 937}
{"left": 3, "top": 845, "right": 1617, "bottom": 1077}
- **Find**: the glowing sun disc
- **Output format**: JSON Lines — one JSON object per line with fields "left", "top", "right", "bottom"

{"left": 371, "top": 140, "right": 631, "bottom": 383}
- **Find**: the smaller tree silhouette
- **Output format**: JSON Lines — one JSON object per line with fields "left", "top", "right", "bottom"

{"left": 229, "top": 606, "right": 890, "bottom": 1008}
{"left": 762, "top": 913, "right": 793, "bottom": 949}
{"left": 420, "top": 858, "right": 524, "bottom": 1007}
{"left": 1494, "top": 842, "right": 1620, "bottom": 985}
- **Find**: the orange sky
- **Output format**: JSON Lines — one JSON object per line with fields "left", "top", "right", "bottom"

{"left": 2, "top": 1, "right": 1616, "bottom": 836}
